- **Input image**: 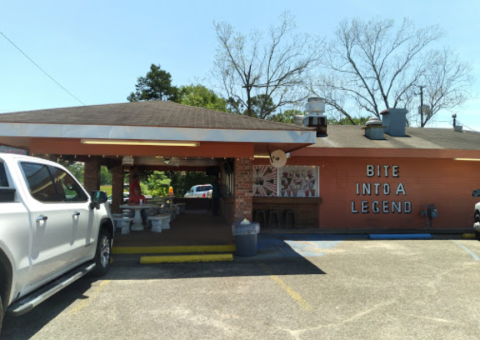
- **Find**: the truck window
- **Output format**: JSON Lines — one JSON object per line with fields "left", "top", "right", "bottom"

{"left": 49, "top": 166, "right": 88, "bottom": 202}
{"left": 21, "top": 162, "right": 59, "bottom": 202}
{"left": 0, "top": 162, "right": 9, "bottom": 187}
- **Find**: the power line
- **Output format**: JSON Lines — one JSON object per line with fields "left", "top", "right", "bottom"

{"left": 0, "top": 30, "right": 86, "bottom": 106}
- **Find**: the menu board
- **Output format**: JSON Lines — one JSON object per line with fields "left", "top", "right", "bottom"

{"left": 253, "top": 165, "right": 319, "bottom": 197}
{"left": 253, "top": 165, "right": 278, "bottom": 196}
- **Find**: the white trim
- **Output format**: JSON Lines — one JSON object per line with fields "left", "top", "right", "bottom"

{"left": 0, "top": 123, "right": 316, "bottom": 144}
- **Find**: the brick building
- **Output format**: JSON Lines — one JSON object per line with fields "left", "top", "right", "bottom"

{"left": 0, "top": 100, "right": 479, "bottom": 238}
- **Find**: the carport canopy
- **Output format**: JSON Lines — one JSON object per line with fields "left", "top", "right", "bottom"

{"left": 0, "top": 100, "right": 315, "bottom": 159}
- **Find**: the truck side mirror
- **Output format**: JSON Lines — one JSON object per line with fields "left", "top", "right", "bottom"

{"left": 473, "top": 189, "right": 480, "bottom": 197}
{"left": 90, "top": 190, "right": 107, "bottom": 210}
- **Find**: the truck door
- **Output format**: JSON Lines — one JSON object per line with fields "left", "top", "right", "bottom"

{"left": 20, "top": 162, "right": 91, "bottom": 288}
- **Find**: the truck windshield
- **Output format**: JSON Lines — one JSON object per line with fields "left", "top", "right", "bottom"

{"left": 0, "top": 163, "right": 8, "bottom": 187}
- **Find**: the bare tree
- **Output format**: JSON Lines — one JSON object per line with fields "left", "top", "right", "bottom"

{"left": 417, "top": 48, "right": 474, "bottom": 127}
{"left": 310, "top": 18, "right": 472, "bottom": 126}
{"left": 212, "top": 12, "right": 323, "bottom": 119}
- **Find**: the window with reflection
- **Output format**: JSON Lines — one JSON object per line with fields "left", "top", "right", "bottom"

{"left": 49, "top": 166, "right": 88, "bottom": 202}
{"left": 21, "top": 163, "right": 58, "bottom": 202}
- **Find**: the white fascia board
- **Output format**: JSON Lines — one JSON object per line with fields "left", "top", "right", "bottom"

{"left": 0, "top": 123, "right": 316, "bottom": 144}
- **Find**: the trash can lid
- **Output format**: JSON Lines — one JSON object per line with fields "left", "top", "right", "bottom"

{"left": 232, "top": 222, "right": 260, "bottom": 235}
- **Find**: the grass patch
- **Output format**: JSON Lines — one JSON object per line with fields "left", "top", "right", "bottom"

{"left": 101, "top": 185, "right": 112, "bottom": 196}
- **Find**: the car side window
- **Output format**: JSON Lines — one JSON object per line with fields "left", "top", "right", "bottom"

{"left": 0, "top": 162, "right": 9, "bottom": 187}
{"left": 49, "top": 166, "right": 88, "bottom": 202}
{"left": 21, "top": 162, "right": 59, "bottom": 202}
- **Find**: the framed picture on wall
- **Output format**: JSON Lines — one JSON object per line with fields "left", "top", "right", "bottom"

{"left": 253, "top": 165, "right": 278, "bottom": 196}
{"left": 278, "top": 166, "right": 319, "bottom": 197}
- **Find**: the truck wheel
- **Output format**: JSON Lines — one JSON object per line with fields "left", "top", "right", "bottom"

{"left": 475, "top": 214, "right": 480, "bottom": 241}
{"left": 0, "top": 295, "right": 3, "bottom": 335}
{"left": 91, "top": 229, "right": 112, "bottom": 277}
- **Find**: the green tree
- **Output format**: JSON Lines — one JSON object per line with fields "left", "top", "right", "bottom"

{"left": 127, "top": 64, "right": 178, "bottom": 102}
{"left": 65, "top": 162, "right": 84, "bottom": 183}
{"left": 268, "top": 109, "right": 304, "bottom": 124}
{"left": 143, "top": 171, "right": 171, "bottom": 197}
{"left": 166, "top": 171, "right": 217, "bottom": 198}
{"left": 100, "top": 166, "right": 112, "bottom": 186}
{"left": 327, "top": 116, "right": 369, "bottom": 125}
{"left": 176, "top": 84, "right": 228, "bottom": 112}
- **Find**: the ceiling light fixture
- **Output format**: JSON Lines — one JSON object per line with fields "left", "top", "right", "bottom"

{"left": 81, "top": 139, "right": 199, "bottom": 147}
{"left": 254, "top": 154, "right": 291, "bottom": 159}
{"left": 453, "top": 158, "right": 480, "bottom": 161}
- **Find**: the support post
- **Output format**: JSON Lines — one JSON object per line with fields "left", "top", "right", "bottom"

{"left": 111, "top": 164, "right": 124, "bottom": 213}
{"left": 84, "top": 156, "right": 101, "bottom": 195}
{"left": 233, "top": 158, "right": 253, "bottom": 223}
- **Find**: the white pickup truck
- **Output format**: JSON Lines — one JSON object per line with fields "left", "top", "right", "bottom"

{"left": 0, "top": 153, "right": 113, "bottom": 333}
{"left": 473, "top": 189, "right": 480, "bottom": 240}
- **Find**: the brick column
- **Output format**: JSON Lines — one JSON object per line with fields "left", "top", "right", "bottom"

{"left": 111, "top": 164, "right": 124, "bottom": 213}
{"left": 84, "top": 157, "right": 101, "bottom": 195}
{"left": 233, "top": 158, "right": 253, "bottom": 223}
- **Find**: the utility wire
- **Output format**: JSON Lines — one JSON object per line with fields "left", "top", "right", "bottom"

{"left": 0, "top": 30, "right": 86, "bottom": 106}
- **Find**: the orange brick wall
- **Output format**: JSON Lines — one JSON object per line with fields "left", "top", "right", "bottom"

{"left": 289, "top": 156, "right": 479, "bottom": 231}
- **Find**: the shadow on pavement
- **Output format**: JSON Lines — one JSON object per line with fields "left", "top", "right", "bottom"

{"left": 1, "top": 278, "right": 94, "bottom": 340}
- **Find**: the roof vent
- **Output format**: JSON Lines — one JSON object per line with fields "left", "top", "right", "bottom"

{"left": 381, "top": 108, "right": 408, "bottom": 137}
{"left": 294, "top": 115, "right": 305, "bottom": 125}
{"left": 363, "top": 117, "right": 385, "bottom": 140}
{"left": 304, "top": 97, "right": 327, "bottom": 137}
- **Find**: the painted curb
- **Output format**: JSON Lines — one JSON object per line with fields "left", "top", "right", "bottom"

{"left": 140, "top": 253, "right": 233, "bottom": 264}
{"left": 369, "top": 234, "right": 432, "bottom": 240}
{"left": 112, "top": 245, "right": 235, "bottom": 255}
{"left": 462, "top": 233, "right": 476, "bottom": 239}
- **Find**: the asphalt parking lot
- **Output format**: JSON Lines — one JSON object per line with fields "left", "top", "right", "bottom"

{"left": 3, "top": 236, "right": 480, "bottom": 340}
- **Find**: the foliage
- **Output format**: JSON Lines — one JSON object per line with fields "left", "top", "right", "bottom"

{"left": 309, "top": 17, "right": 473, "bottom": 127}
{"left": 141, "top": 171, "right": 171, "bottom": 197}
{"left": 100, "top": 166, "right": 112, "bottom": 186}
{"left": 176, "top": 84, "right": 228, "bottom": 112}
{"left": 327, "top": 116, "right": 369, "bottom": 125}
{"left": 63, "top": 161, "right": 84, "bottom": 183}
{"left": 268, "top": 109, "right": 304, "bottom": 124}
{"left": 167, "top": 171, "right": 217, "bottom": 198}
{"left": 127, "top": 64, "right": 179, "bottom": 102}
{"left": 212, "top": 11, "right": 323, "bottom": 119}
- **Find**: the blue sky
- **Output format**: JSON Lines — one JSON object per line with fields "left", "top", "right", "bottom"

{"left": 1, "top": 0, "right": 478, "bottom": 129}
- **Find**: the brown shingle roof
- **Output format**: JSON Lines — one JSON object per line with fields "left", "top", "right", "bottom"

{"left": 309, "top": 125, "right": 480, "bottom": 150}
{"left": 0, "top": 101, "right": 313, "bottom": 131}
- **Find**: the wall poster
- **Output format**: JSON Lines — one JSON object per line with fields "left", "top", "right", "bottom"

{"left": 253, "top": 165, "right": 278, "bottom": 196}
{"left": 253, "top": 165, "right": 319, "bottom": 197}
{"left": 279, "top": 166, "right": 319, "bottom": 197}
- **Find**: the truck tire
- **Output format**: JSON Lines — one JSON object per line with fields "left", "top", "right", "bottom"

{"left": 475, "top": 214, "right": 480, "bottom": 241}
{"left": 0, "top": 295, "right": 3, "bottom": 335}
{"left": 90, "top": 228, "right": 112, "bottom": 277}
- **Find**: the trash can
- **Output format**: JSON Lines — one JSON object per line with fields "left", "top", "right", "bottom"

{"left": 232, "top": 222, "right": 260, "bottom": 257}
